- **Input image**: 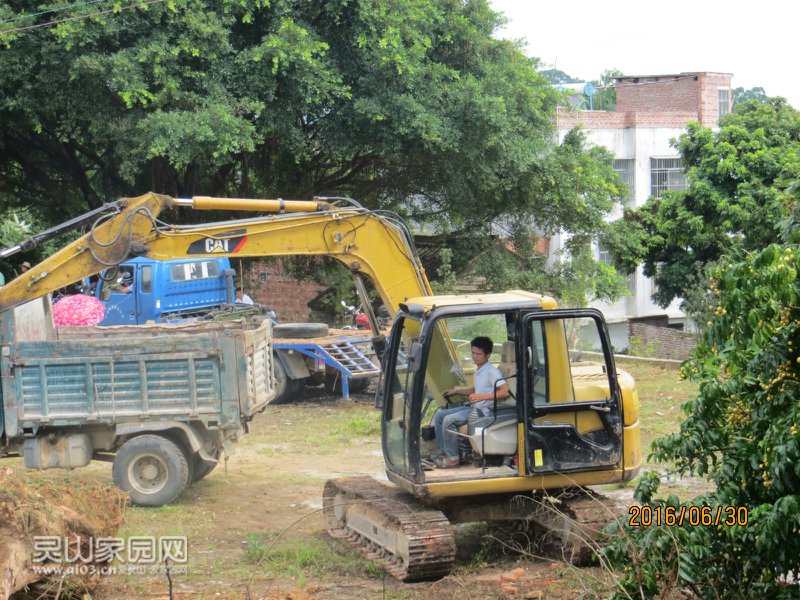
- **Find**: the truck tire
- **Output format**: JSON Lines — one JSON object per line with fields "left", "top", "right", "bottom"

{"left": 325, "top": 371, "right": 369, "bottom": 395}
{"left": 192, "top": 445, "right": 222, "bottom": 483}
{"left": 272, "top": 355, "right": 306, "bottom": 404}
{"left": 273, "top": 322, "right": 329, "bottom": 339}
{"left": 112, "top": 435, "right": 190, "bottom": 507}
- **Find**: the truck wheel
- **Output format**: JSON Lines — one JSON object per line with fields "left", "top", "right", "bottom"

{"left": 112, "top": 435, "right": 189, "bottom": 507}
{"left": 325, "top": 371, "right": 369, "bottom": 394}
{"left": 272, "top": 356, "right": 306, "bottom": 404}
{"left": 192, "top": 445, "right": 222, "bottom": 483}
{"left": 273, "top": 322, "right": 329, "bottom": 338}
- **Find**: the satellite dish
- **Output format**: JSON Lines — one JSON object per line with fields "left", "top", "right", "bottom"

{"left": 553, "top": 82, "right": 597, "bottom": 109}
{"left": 568, "top": 95, "right": 584, "bottom": 107}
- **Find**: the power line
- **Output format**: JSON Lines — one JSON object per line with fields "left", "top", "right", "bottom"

{"left": 0, "top": 0, "right": 167, "bottom": 35}
{"left": 1, "top": 0, "right": 109, "bottom": 25}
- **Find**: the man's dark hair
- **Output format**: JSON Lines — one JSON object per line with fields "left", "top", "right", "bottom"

{"left": 471, "top": 336, "right": 493, "bottom": 355}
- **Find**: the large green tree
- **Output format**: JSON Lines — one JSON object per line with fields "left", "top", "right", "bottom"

{"left": 603, "top": 97, "right": 800, "bottom": 316}
{"left": 0, "top": 0, "right": 625, "bottom": 304}
{"left": 733, "top": 86, "right": 767, "bottom": 105}
{"left": 0, "top": 0, "right": 557, "bottom": 212}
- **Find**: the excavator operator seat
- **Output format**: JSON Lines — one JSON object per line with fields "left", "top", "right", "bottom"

{"left": 467, "top": 406, "right": 517, "bottom": 456}
{"left": 498, "top": 341, "right": 516, "bottom": 380}
{"left": 463, "top": 340, "right": 518, "bottom": 457}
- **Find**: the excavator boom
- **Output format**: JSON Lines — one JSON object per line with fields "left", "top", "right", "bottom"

{"left": 0, "top": 192, "right": 432, "bottom": 315}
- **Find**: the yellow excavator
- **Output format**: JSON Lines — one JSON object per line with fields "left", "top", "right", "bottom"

{"left": 0, "top": 192, "right": 641, "bottom": 580}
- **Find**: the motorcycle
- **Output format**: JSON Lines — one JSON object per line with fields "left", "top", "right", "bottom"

{"left": 341, "top": 301, "right": 393, "bottom": 330}
{"left": 341, "top": 300, "right": 370, "bottom": 329}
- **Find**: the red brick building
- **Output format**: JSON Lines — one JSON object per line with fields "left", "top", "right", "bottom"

{"left": 237, "top": 258, "right": 327, "bottom": 323}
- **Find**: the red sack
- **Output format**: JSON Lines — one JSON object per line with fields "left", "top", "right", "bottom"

{"left": 52, "top": 294, "right": 106, "bottom": 327}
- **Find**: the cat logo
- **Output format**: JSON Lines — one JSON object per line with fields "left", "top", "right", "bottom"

{"left": 205, "top": 239, "right": 230, "bottom": 253}
{"left": 186, "top": 230, "right": 248, "bottom": 255}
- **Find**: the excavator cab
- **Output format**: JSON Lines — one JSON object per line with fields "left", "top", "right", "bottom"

{"left": 381, "top": 292, "right": 640, "bottom": 498}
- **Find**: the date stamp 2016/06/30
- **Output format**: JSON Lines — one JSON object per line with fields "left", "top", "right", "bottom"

{"left": 628, "top": 505, "right": 749, "bottom": 527}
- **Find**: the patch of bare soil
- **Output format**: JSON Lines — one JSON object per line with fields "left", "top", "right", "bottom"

{"left": 0, "top": 467, "right": 127, "bottom": 599}
{"left": 5, "top": 385, "right": 625, "bottom": 599}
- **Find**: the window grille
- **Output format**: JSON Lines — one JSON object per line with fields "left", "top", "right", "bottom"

{"left": 613, "top": 158, "right": 635, "bottom": 203}
{"left": 650, "top": 157, "right": 687, "bottom": 198}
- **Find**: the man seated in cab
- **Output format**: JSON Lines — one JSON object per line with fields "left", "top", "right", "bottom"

{"left": 432, "top": 336, "right": 509, "bottom": 469}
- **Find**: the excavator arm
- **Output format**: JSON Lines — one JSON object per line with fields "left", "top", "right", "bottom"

{"left": 0, "top": 192, "right": 433, "bottom": 314}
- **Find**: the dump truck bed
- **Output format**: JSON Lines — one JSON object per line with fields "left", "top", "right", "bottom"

{"left": 2, "top": 317, "right": 274, "bottom": 438}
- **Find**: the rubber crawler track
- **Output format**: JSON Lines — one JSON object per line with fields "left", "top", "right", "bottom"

{"left": 323, "top": 476, "right": 456, "bottom": 582}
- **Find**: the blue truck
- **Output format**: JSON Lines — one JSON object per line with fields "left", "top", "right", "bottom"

{"left": 91, "top": 256, "right": 236, "bottom": 325}
{"left": 0, "top": 296, "right": 275, "bottom": 506}
{"left": 92, "top": 257, "right": 380, "bottom": 401}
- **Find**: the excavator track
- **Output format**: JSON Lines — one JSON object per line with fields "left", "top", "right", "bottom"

{"left": 519, "top": 488, "right": 628, "bottom": 565}
{"left": 323, "top": 476, "right": 456, "bottom": 582}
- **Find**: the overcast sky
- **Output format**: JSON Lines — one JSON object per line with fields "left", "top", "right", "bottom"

{"left": 489, "top": 0, "right": 799, "bottom": 109}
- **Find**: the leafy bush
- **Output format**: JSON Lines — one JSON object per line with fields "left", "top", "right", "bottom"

{"left": 601, "top": 191, "right": 800, "bottom": 598}
{"left": 628, "top": 335, "right": 659, "bottom": 358}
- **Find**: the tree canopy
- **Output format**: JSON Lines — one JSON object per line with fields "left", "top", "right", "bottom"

{"left": 0, "top": 0, "right": 627, "bottom": 304}
{"left": 733, "top": 85, "right": 767, "bottom": 106}
{"left": 603, "top": 97, "right": 800, "bottom": 316}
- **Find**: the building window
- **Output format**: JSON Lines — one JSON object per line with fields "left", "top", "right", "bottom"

{"left": 650, "top": 157, "right": 687, "bottom": 198}
{"left": 718, "top": 89, "right": 730, "bottom": 117}
{"left": 613, "top": 158, "right": 635, "bottom": 203}
{"left": 597, "top": 242, "right": 612, "bottom": 263}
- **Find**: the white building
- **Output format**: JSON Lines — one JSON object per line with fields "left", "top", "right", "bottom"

{"left": 553, "top": 72, "right": 733, "bottom": 351}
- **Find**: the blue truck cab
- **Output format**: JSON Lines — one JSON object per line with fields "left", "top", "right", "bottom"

{"left": 94, "top": 257, "right": 235, "bottom": 325}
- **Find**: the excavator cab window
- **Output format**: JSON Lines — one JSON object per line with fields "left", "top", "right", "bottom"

{"left": 382, "top": 315, "right": 421, "bottom": 475}
{"left": 384, "top": 308, "right": 522, "bottom": 482}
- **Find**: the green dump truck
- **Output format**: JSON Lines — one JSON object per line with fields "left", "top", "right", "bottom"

{"left": 0, "top": 297, "right": 274, "bottom": 506}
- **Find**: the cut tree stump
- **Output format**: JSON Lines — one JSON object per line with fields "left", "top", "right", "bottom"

{"left": 0, "top": 467, "right": 128, "bottom": 599}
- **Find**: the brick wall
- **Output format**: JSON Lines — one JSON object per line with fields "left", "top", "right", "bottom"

{"left": 557, "top": 108, "right": 699, "bottom": 130}
{"left": 239, "top": 258, "right": 327, "bottom": 323}
{"left": 628, "top": 322, "right": 697, "bottom": 361}
{"left": 557, "top": 72, "right": 733, "bottom": 131}
{"left": 615, "top": 72, "right": 732, "bottom": 127}
{"left": 617, "top": 74, "right": 702, "bottom": 114}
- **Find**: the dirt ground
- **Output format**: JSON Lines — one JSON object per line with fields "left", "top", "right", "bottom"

{"left": 107, "top": 388, "right": 600, "bottom": 599}
{"left": 5, "top": 363, "right": 699, "bottom": 600}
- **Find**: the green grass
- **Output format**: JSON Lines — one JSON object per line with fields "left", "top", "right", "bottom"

{"left": 259, "top": 403, "right": 382, "bottom": 452}
{"left": 255, "top": 444, "right": 285, "bottom": 457}
{"left": 336, "top": 414, "right": 381, "bottom": 436}
{"left": 244, "top": 532, "right": 383, "bottom": 580}
{"left": 617, "top": 361, "right": 716, "bottom": 496}
{"left": 621, "top": 362, "right": 697, "bottom": 460}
